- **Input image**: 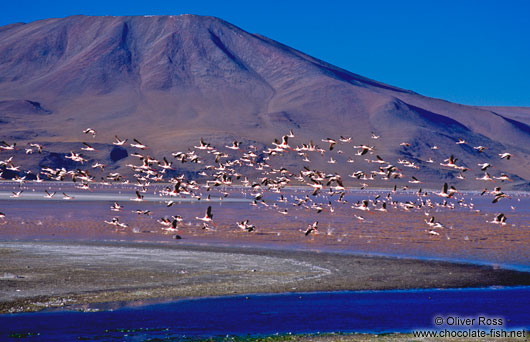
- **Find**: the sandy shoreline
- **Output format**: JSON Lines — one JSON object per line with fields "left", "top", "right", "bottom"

{"left": 1, "top": 239, "right": 529, "bottom": 314}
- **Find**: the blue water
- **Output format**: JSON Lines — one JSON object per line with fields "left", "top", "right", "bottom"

{"left": 1, "top": 287, "right": 529, "bottom": 341}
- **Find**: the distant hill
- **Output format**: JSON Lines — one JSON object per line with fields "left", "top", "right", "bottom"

{"left": 0, "top": 15, "right": 529, "bottom": 189}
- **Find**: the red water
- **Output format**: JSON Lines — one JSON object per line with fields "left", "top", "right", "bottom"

{"left": 1, "top": 183, "right": 529, "bottom": 270}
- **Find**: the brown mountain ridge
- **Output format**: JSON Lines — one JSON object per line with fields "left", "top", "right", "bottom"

{"left": 0, "top": 15, "right": 529, "bottom": 189}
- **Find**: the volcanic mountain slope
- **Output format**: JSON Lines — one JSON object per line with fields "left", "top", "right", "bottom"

{"left": 0, "top": 15, "right": 529, "bottom": 188}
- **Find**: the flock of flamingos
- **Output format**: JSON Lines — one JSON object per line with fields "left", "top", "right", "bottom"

{"left": 0, "top": 127, "right": 518, "bottom": 239}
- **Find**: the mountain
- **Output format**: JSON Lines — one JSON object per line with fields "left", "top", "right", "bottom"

{"left": 0, "top": 15, "right": 529, "bottom": 189}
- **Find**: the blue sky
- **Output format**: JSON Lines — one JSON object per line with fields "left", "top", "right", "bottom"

{"left": 1, "top": 1, "right": 529, "bottom": 107}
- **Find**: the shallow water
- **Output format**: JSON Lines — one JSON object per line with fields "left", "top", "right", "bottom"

{"left": 1, "top": 186, "right": 529, "bottom": 271}
{"left": 1, "top": 287, "right": 529, "bottom": 341}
